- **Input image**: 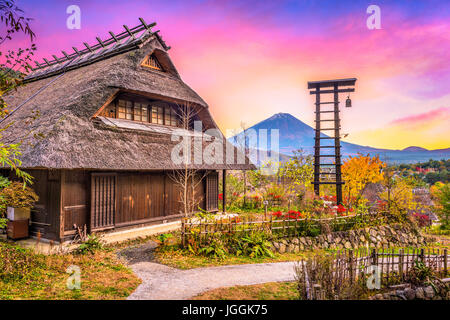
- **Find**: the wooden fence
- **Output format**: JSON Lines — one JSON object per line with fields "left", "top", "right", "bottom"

{"left": 181, "top": 213, "right": 385, "bottom": 247}
{"left": 298, "top": 247, "right": 449, "bottom": 300}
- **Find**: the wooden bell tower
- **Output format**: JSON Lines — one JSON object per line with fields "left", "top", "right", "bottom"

{"left": 307, "top": 78, "right": 357, "bottom": 205}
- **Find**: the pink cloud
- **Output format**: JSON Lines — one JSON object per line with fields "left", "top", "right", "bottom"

{"left": 390, "top": 107, "right": 450, "bottom": 127}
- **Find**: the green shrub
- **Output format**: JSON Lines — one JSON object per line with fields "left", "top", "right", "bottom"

{"left": 157, "top": 233, "right": 173, "bottom": 245}
{"left": 75, "top": 234, "right": 104, "bottom": 255}
{"left": 406, "top": 260, "right": 436, "bottom": 286}
{"left": 231, "top": 231, "right": 274, "bottom": 258}
{"left": 198, "top": 237, "right": 228, "bottom": 260}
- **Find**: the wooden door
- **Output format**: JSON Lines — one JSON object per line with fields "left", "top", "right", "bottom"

{"left": 115, "top": 173, "right": 166, "bottom": 226}
{"left": 90, "top": 173, "right": 116, "bottom": 231}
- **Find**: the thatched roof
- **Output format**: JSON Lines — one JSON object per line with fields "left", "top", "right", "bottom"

{"left": 1, "top": 19, "right": 254, "bottom": 171}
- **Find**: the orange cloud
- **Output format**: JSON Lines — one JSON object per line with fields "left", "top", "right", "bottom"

{"left": 348, "top": 107, "right": 450, "bottom": 150}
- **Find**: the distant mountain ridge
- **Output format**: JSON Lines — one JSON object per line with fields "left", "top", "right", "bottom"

{"left": 229, "top": 113, "right": 450, "bottom": 164}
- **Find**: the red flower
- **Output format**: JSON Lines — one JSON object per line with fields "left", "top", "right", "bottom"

{"left": 218, "top": 193, "right": 223, "bottom": 200}
{"left": 271, "top": 211, "right": 282, "bottom": 218}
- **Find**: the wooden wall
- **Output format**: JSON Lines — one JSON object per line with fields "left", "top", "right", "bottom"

{"left": 4, "top": 169, "right": 63, "bottom": 241}
{"left": 62, "top": 170, "right": 89, "bottom": 235}
{"left": 115, "top": 171, "right": 206, "bottom": 227}
{"left": 115, "top": 173, "right": 166, "bottom": 226}
{"left": 2, "top": 169, "right": 213, "bottom": 241}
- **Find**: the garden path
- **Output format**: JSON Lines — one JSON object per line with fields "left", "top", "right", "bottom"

{"left": 122, "top": 243, "right": 297, "bottom": 300}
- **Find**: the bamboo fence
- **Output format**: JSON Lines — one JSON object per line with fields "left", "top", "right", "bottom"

{"left": 299, "top": 247, "right": 448, "bottom": 300}
{"left": 181, "top": 212, "right": 384, "bottom": 247}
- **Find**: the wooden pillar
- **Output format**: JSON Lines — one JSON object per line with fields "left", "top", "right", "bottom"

{"left": 334, "top": 84, "right": 343, "bottom": 205}
{"left": 313, "top": 89, "right": 321, "bottom": 197}
{"left": 222, "top": 169, "right": 227, "bottom": 213}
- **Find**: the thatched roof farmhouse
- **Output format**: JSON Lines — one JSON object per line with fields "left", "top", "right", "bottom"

{"left": 1, "top": 19, "right": 253, "bottom": 241}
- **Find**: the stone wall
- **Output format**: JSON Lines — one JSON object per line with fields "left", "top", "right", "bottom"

{"left": 271, "top": 224, "right": 429, "bottom": 253}
{"left": 370, "top": 279, "right": 450, "bottom": 300}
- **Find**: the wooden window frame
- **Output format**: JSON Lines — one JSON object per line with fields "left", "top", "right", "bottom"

{"left": 103, "top": 97, "right": 183, "bottom": 128}
{"left": 142, "top": 54, "right": 163, "bottom": 71}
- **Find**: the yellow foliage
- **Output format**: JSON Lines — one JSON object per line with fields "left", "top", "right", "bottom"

{"left": 380, "top": 179, "right": 418, "bottom": 220}
{"left": 342, "top": 154, "right": 386, "bottom": 204}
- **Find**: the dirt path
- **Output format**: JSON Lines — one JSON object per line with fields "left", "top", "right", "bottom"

{"left": 127, "top": 260, "right": 298, "bottom": 300}
{"left": 119, "top": 241, "right": 298, "bottom": 300}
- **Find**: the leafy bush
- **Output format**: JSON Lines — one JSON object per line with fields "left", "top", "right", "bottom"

{"left": 0, "top": 181, "right": 39, "bottom": 209}
{"left": 406, "top": 260, "right": 436, "bottom": 286}
{"left": 157, "top": 233, "right": 173, "bottom": 245}
{"left": 434, "top": 183, "right": 449, "bottom": 229}
{"left": 230, "top": 231, "right": 274, "bottom": 258}
{"left": 198, "top": 237, "right": 227, "bottom": 260}
{"left": 74, "top": 234, "right": 104, "bottom": 255}
{"left": 0, "top": 176, "right": 11, "bottom": 189}
{"left": 426, "top": 224, "right": 450, "bottom": 236}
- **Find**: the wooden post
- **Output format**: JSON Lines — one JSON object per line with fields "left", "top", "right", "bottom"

{"left": 333, "top": 84, "right": 343, "bottom": 205}
{"left": 399, "top": 249, "right": 404, "bottom": 281}
{"left": 222, "top": 169, "right": 227, "bottom": 214}
{"left": 348, "top": 250, "right": 354, "bottom": 284}
{"left": 371, "top": 248, "right": 377, "bottom": 266}
{"left": 313, "top": 90, "right": 321, "bottom": 197}
{"left": 181, "top": 218, "right": 186, "bottom": 248}
{"left": 444, "top": 249, "right": 448, "bottom": 276}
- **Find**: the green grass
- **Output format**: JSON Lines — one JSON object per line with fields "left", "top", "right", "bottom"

{"left": 193, "top": 282, "right": 299, "bottom": 300}
{"left": 0, "top": 240, "right": 141, "bottom": 300}
{"left": 155, "top": 244, "right": 324, "bottom": 269}
{"left": 424, "top": 225, "right": 450, "bottom": 236}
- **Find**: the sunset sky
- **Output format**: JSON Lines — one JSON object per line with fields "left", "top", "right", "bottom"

{"left": 6, "top": 0, "right": 450, "bottom": 150}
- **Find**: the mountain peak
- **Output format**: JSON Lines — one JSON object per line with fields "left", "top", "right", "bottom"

{"left": 402, "top": 146, "right": 429, "bottom": 152}
{"left": 267, "top": 112, "right": 296, "bottom": 120}
{"left": 229, "top": 113, "right": 449, "bottom": 163}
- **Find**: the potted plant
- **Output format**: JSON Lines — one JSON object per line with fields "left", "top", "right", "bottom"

{"left": 0, "top": 182, "right": 39, "bottom": 239}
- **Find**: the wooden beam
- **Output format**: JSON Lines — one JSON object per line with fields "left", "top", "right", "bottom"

{"left": 307, "top": 78, "right": 357, "bottom": 89}
{"left": 309, "top": 88, "right": 355, "bottom": 95}
{"left": 84, "top": 42, "right": 93, "bottom": 52}
{"left": 90, "top": 89, "right": 120, "bottom": 119}
{"left": 109, "top": 31, "right": 119, "bottom": 43}
{"left": 123, "top": 25, "right": 135, "bottom": 39}
{"left": 139, "top": 17, "right": 156, "bottom": 30}
{"left": 72, "top": 46, "right": 82, "bottom": 56}
{"left": 61, "top": 51, "right": 70, "bottom": 59}
{"left": 96, "top": 37, "right": 106, "bottom": 47}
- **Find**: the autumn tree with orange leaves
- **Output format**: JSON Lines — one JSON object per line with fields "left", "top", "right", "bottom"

{"left": 342, "top": 154, "right": 386, "bottom": 207}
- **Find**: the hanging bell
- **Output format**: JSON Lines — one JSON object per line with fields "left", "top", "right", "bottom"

{"left": 345, "top": 96, "right": 352, "bottom": 108}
